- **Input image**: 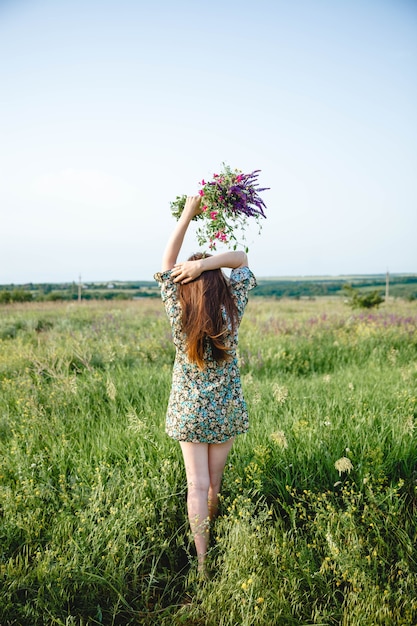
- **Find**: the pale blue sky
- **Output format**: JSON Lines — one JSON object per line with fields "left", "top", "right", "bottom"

{"left": 1, "top": 0, "right": 416, "bottom": 283}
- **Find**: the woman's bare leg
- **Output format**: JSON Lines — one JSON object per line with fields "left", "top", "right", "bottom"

{"left": 180, "top": 438, "right": 234, "bottom": 572}
{"left": 179, "top": 442, "right": 210, "bottom": 571}
{"left": 208, "top": 437, "right": 234, "bottom": 520}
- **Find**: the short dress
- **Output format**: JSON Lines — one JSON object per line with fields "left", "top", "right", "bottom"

{"left": 154, "top": 266, "right": 257, "bottom": 443}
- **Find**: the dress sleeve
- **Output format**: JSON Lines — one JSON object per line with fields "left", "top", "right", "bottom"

{"left": 229, "top": 266, "right": 257, "bottom": 322}
{"left": 153, "top": 270, "right": 183, "bottom": 343}
{"left": 154, "top": 270, "right": 177, "bottom": 303}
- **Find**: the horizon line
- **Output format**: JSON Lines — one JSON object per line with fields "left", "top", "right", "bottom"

{"left": 1, "top": 270, "right": 417, "bottom": 287}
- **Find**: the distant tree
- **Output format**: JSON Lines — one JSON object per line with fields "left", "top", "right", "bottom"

{"left": 11, "top": 289, "right": 33, "bottom": 302}
{"left": 0, "top": 291, "right": 11, "bottom": 304}
{"left": 0, "top": 289, "right": 33, "bottom": 304}
{"left": 45, "top": 292, "right": 65, "bottom": 301}
{"left": 343, "top": 285, "right": 384, "bottom": 309}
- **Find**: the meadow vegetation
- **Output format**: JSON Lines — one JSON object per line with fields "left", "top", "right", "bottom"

{"left": 0, "top": 297, "right": 416, "bottom": 625}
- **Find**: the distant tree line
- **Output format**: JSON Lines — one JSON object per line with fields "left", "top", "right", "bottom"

{"left": 1, "top": 275, "right": 416, "bottom": 305}
{"left": 254, "top": 281, "right": 342, "bottom": 299}
{"left": 254, "top": 276, "right": 417, "bottom": 302}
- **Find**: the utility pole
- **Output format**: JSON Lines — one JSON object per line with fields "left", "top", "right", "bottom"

{"left": 385, "top": 269, "right": 389, "bottom": 301}
{"left": 78, "top": 274, "right": 82, "bottom": 303}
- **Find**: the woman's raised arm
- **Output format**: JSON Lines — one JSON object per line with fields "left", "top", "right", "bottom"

{"left": 161, "top": 196, "right": 202, "bottom": 271}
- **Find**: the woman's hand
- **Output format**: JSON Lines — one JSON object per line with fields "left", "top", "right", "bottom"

{"left": 182, "top": 195, "right": 202, "bottom": 219}
{"left": 160, "top": 195, "right": 202, "bottom": 271}
{"left": 171, "top": 259, "right": 203, "bottom": 284}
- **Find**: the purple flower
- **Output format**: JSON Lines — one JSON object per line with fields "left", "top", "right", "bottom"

{"left": 170, "top": 163, "right": 269, "bottom": 252}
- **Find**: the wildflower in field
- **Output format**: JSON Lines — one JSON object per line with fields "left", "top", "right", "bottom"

{"left": 405, "top": 415, "right": 414, "bottom": 435}
{"left": 242, "top": 372, "right": 254, "bottom": 386}
{"left": 334, "top": 456, "right": 354, "bottom": 476}
{"left": 270, "top": 430, "right": 288, "bottom": 449}
{"left": 323, "top": 374, "right": 331, "bottom": 383}
{"left": 251, "top": 391, "right": 261, "bottom": 405}
{"left": 272, "top": 383, "right": 288, "bottom": 404}
{"left": 348, "top": 382, "right": 354, "bottom": 391}
{"left": 241, "top": 577, "right": 254, "bottom": 591}
{"left": 325, "top": 531, "right": 340, "bottom": 557}
{"left": 67, "top": 376, "right": 78, "bottom": 394}
{"left": 106, "top": 378, "right": 117, "bottom": 401}
{"left": 127, "top": 409, "right": 145, "bottom": 433}
{"left": 388, "top": 347, "right": 399, "bottom": 365}
{"left": 170, "top": 163, "right": 269, "bottom": 251}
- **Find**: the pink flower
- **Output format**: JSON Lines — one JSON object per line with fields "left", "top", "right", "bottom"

{"left": 214, "top": 230, "right": 227, "bottom": 242}
{"left": 169, "top": 164, "right": 268, "bottom": 253}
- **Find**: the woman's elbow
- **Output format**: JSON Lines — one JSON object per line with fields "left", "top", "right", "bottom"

{"left": 237, "top": 251, "right": 248, "bottom": 267}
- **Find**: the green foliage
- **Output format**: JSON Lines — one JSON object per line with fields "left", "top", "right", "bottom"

{"left": 0, "top": 288, "right": 33, "bottom": 303}
{"left": 0, "top": 299, "right": 416, "bottom": 624}
{"left": 344, "top": 284, "right": 384, "bottom": 309}
{"left": 44, "top": 291, "right": 66, "bottom": 301}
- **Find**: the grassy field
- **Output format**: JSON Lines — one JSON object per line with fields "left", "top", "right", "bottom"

{"left": 0, "top": 298, "right": 416, "bottom": 625}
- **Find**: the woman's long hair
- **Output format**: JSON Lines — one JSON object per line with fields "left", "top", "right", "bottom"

{"left": 178, "top": 253, "right": 238, "bottom": 369}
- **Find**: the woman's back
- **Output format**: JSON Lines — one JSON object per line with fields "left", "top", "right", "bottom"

{"left": 155, "top": 265, "right": 256, "bottom": 443}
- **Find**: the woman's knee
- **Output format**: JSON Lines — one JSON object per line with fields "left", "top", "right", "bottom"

{"left": 187, "top": 476, "right": 210, "bottom": 496}
{"left": 208, "top": 477, "right": 222, "bottom": 494}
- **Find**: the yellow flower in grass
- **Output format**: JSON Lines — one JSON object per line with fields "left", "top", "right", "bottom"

{"left": 272, "top": 383, "right": 288, "bottom": 404}
{"left": 241, "top": 577, "right": 253, "bottom": 591}
{"left": 270, "top": 430, "right": 288, "bottom": 449}
{"left": 334, "top": 456, "right": 354, "bottom": 476}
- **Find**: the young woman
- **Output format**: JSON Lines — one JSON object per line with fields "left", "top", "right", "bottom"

{"left": 154, "top": 195, "right": 256, "bottom": 576}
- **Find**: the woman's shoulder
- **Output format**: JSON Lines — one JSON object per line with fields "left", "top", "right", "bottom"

{"left": 154, "top": 269, "right": 180, "bottom": 306}
{"left": 154, "top": 269, "right": 173, "bottom": 283}
{"left": 229, "top": 266, "right": 257, "bottom": 289}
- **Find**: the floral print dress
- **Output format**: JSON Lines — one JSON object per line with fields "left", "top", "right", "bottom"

{"left": 154, "top": 266, "right": 257, "bottom": 443}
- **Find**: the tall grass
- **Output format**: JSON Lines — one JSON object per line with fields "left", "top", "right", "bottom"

{"left": 0, "top": 299, "right": 416, "bottom": 625}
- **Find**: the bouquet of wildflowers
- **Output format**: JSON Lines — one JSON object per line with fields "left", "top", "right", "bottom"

{"left": 170, "top": 163, "right": 269, "bottom": 251}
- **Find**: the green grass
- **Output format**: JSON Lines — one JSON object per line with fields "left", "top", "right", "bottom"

{"left": 0, "top": 298, "right": 416, "bottom": 625}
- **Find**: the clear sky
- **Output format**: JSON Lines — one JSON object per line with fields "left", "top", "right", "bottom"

{"left": 1, "top": 0, "right": 416, "bottom": 283}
